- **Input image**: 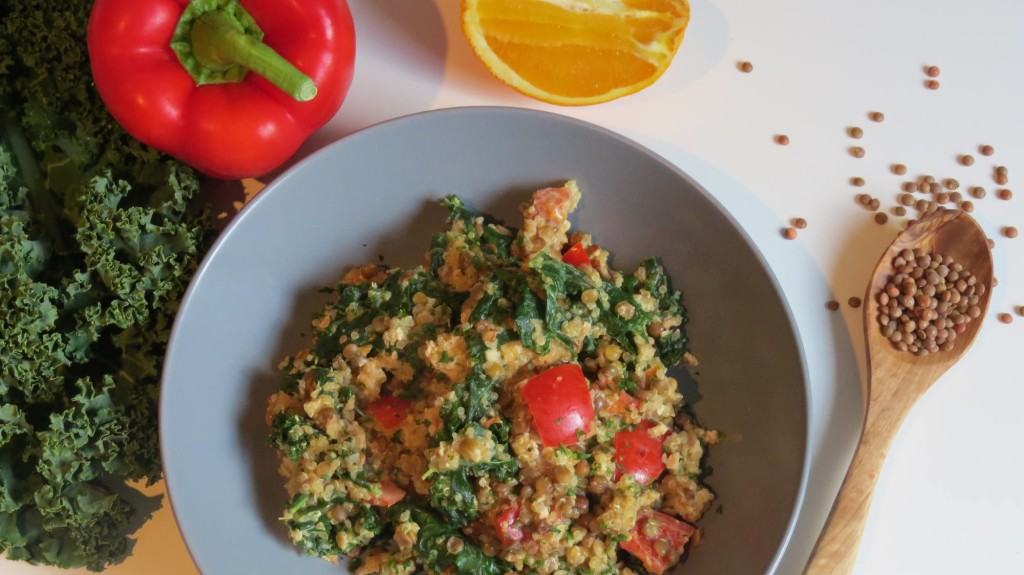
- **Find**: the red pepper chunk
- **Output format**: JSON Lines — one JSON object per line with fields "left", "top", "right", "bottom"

{"left": 495, "top": 504, "right": 524, "bottom": 546}
{"left": 561, "top": 242, "right": 591, "bottom": 268}
{"left": 613, "top": 421, "right": 667, "bottom": 485}
{"left": 368, "top": 479, "right": 405, "bottom": 508}
{"left": 88, "top": 0, "right": 355, "bottom": 179}
{"left": 621, "top": 511, "right": 696, "bottom": 574}
{"left": 367, "top": 396, "right": 411, "bottom": 430}
{"left": 520, "top": 364, "right": 595, "bottom": 447}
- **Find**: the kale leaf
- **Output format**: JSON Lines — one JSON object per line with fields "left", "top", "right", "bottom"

{"left": 388, "top": 503, "right": 511, "bottom": 575}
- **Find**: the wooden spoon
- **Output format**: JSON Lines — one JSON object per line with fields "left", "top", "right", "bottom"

{"left": 805, "top": 208, "right": 994, "bottom": 574}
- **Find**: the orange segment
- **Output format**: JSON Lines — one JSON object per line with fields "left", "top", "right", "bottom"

{"left": 462, "top": 0, "right": 690, "bottom": 105}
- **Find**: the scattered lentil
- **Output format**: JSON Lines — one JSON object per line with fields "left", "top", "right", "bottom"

{"left": 826, "top": 300, "right": 840, "bottom": 311}
{"left": 925, "top": 79, "right": 940, "bottom": 90}
{"left": 848, "top": 126, "right": 864, "bottom": 139}
{"left": 857, "top": 194, "right": 872, "bottom": 206}
{"left": 850, "top": 146, "right": 865, "bottom": 158}
{"left": 891, "top": 163, "right": 907, "bottom": 175}
{"left": 925, "top": 65, "right": 941, "bottom": 77}
{"left": 998, "top": 313, "right": 1013, "bottom": 324}
{"left": 1004, "top": 226, "right": 1018, "bottom": 239}
{"left": 738, "top": 61, "right": 754, "bottom": 73}
{"left": 876, "top": 249, "right": 983, "bottom": 354}
{"left": 1016, "top": 306, "right": 1024, "bottom": 317}
{"left": 980, "top": 144, "right": 995, "bottom": 156}
{"left": 950, "top": 192, "right": 963, "bottom": 203}
{"left": 929, "top": 182, "right": 942, "bottom": 194}
{"left": 775, "top": 134, "right": 790, "bottom": 146}
{"left": 995, "top": 166, "right": 1008, "bottom": 185}
{"left": 892, "top": 206, "right": 908, "bottom": 217}
{"left": 851, "top": 177, "right": 865, "bottom": 187}
{"left": 793, "top": 217, "right": 808, "bottom": 229}
{"left": 848, "top": 297, "right": 862, "bottom": 308}
{"left": 959, "top": 154, "right": 975, "bottom": 166}
{"left": 902, "top": 182, "right": 916, "bottom": 193}
{"left": 943, "top": 178, "right": 959, "bottom": 190}
{"left": 868, "top": 198, "right": 881, "bottom": 211}
{"left": 874, "top": 213, "right": 889, "bottom": 225}
{"left": 899, "top": 193, "right": 915, "bottom": 206}
{"left": 997, "top": 188, "right": 1013, "bottom": 201}
{"left": 960, "top": 201, "right": 974, "bottom": 213}
{"left": 970, "top": 186, "right": 986, "bottom": 199}
{"left": 782, "top": 227, "right": 798, "bottom": 240}
{"left": 937, "top": 192, "right": 951, "bottom": 204}
{"left": 915, "top": 199, "right": 931, "bottom": 212}
{"left": 869, "top": 111, "right": 885, "bottom": 122}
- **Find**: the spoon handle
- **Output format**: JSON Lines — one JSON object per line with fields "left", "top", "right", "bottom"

{"left": 804, "top": 396, "right": 913, "bottom": 574}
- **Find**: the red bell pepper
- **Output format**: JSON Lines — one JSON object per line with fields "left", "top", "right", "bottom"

{"left": 88, "top": 0, "right": 355, "bottom": 179}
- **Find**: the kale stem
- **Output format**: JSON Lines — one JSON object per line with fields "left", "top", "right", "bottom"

{"left": 2, "top": 114, "right": 66, "bottom": 253}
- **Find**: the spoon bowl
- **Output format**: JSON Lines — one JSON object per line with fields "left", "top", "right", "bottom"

{"left": 805, "top": 208, "right": 993, "bottom": 574}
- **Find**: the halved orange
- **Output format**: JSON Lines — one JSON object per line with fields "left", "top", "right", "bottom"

{"left": 462, "top": 0, "right": 691, "bottom": 106}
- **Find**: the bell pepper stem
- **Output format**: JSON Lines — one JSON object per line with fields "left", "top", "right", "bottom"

{"left": 191, "top": 11, "right": 317, "bottom": 102}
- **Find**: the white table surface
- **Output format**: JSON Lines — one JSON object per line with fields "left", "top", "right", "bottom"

{"left": 8, "top": 0, "right": 1023, "bottom": 573}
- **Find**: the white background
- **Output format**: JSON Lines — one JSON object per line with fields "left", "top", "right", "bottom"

{"left": 7, "top": 0, "right": 1024, "bottom": 573}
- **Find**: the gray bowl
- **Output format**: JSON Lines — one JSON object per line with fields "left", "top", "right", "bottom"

{"left": 161, "top": 107, "right": 809, "bottom": 575}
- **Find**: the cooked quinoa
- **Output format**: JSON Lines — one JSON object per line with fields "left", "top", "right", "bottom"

{"left": 266, "top": 182, "right": 718, "bottom": 575}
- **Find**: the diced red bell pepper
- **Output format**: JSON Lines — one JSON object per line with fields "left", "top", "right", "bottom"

{"left": 562, "top": 242, "right": 591, "bottom": 268}
{"left": 368, "top": 479, "right": 405, "bottom": 508}
{"left": 367, "top": 396, "right": 411, "bottom": 430}
{"left": 520, "top": 364, "right": 595, "bottom": 446}
{"left": 613, "top": 421, "right": 666, "bottom": 485}
{"left": 621, "top": 511, "right": 696, "bottom": 574}
{"left": 495, "top": 504, "right": 524, "bottom": 546}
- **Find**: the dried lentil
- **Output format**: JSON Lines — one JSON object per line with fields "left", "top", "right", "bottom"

{"left": 959, "top": 154, "right": 974, "bottom": 166}
{"left": 775, "top": 134, "right": 790, "bottom": 146}
{"left": 782, "top": 227, "right": 798, "bottom": 240}
{"left": 869, "top": 111, "right": 885, "bottom": 122}
{"left": 1004, "top": 226, "right": 1019, "bottom": 239}
{"left": 848, "top": 297, "right": 862, "bottom": 308}
{"left": 793, "top": 217, "right": 808, "bottom": 229}
{"left": 997, "top": 188, "right": 1013, "bottom": 201}
{"left": 848, "top": 126, "right": 864, "bottom": 139}
{"left": 851, "top": 177, "right": 865, "bottom": 187}
{"left": 970, "top": 186, "right": 986, "bottom": 199}
{"left": 738, "top": 61, "right": 753, "bottom": 73}
{"left": 925, "top": 65, "right": 941, "bottom": 77}
{"left": 980, "top": 144, "right": 994, "bottom": 156}
{"left": 850, "top": 146, "right": 865, "bottom": 158}
{"left": 998, "top": 313, "right": 1013, "bottom": 324}
{"left": 877, "top": 249, "right": 983, "bottom": 354}
{"left": 826, "top": 300, "right": 840, "bottom": 311}
{"left": 925, "top": 79, "right": 940, "bottom": 90}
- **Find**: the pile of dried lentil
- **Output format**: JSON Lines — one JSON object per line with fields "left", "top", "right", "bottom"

{"left": 877, "top": 249, "right": 985, "bottom": 355}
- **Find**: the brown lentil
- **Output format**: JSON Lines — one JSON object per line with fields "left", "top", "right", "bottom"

{"left": 1004, "top": 226, "right": 1019, "bottom": 239}
{"left": 868, "top": 198, "right": 881, "bottom": 211}
{"left": 980, "top": 144, "right": 995, "bottom": 156}
{"left": 937, "top": 192, "right": 951, "bottom": 204}
{"left": 925, "top": 65, "right": 941, "bottom": 77}
{"left": 970, "top": 186, "right": 986, "bottom": 199}
{"left": 960, "top": 200, "right": 974, "bottom": 213}
{"left": 782, "top": 227, "right": 798, "bottom": 240}
{"left": 848, "top": 126, "right": 864, "bottom": 139}
{"left": 930, "top": 182, "right": 943, "bottom": 195}
{"left": 892, "top": 206, "right": 907, "bottom": 217}
{"left": 775, "top": 134, "right": 790, "bottom": 146}
{"left": 959, "top": 154, "right": 975, "bottom": 166}
{"left": 997, "top": 188, "right": 1013, "bottom": 201}
{"left": 826, "top": 300, "right": 840, "bottom": 311}
{"left": 857, "top": 193, "right": 872, "bottom": 206}
{"left": 793, "top": 217, "right": 808, "bottom": 229}
{"left": 925, "top": 79, "right": 940, "bottom": 90}
{"left": 950, "top": 192, "right": 963, "bottom": 203}
{"left": 917, "top": 181, "right": 931, "bottom": 194}
{"left": 899, "top": 193, "right": 915, "bottom": 207}
{"left": 869, "top": 111, "right": 885, "bottom": 122}
{"left": 850, "top": 146, "right": 865, "bottom": 158}
{"left": 943, "top": 178, "right": 959, "bottom": 190}
{"left": 738, "top": 61, "right": 754, "bottom": 73}
{"left": 902, "top": 182, "right": 916, "bottom": 193}
{"left": 851, "top": 177, "right": 865, "bottom": 187}
{"left": 877, "top": 249, "right": 982, "bottom": 354}
{"left": 1016, "top": 306, "right": 1024, "bottom": 317}
{"left": 848, "top": 297, "right": 862, "bottom": 308}
{"left": 998, "top": 313, "right": 1013, "bottom": 324}
{"left": 995, "top": 166, "right": 1008, "bottom": 185}
{"left": 874, "top": 213, "right": 889, "bottom": 225}
{"left": 891, "top": 163, "right": 907, "bottom": 175}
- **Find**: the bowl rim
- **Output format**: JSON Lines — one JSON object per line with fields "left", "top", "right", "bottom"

{"left": 160, "top": 105, "right": 811, "bottom": 575}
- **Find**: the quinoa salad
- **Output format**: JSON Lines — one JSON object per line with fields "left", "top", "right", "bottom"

{"left": 265, "top": 182, "right": 719, "bottom": 575}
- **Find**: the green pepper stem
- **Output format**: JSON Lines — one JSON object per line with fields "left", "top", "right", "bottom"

{"left": 191, "top": 11, "right": 317, "bottom": 102}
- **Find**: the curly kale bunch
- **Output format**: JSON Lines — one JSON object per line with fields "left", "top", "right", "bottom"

{"left": 0, "top": 0, "right": 209, "bottom": 569}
